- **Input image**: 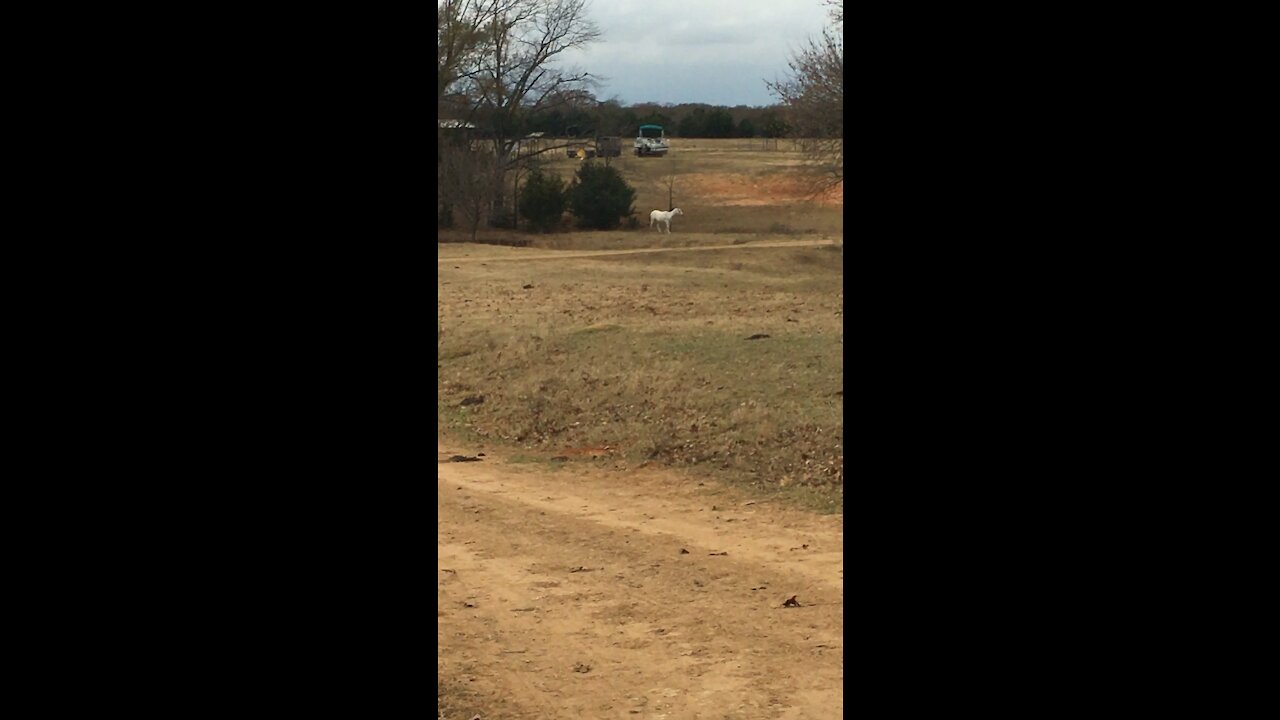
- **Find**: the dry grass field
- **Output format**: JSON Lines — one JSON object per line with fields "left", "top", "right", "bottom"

{"left": 438, "top": 139, "right": 844, "bottom": 719}
{"left": 439, "top": 138, "right": 843, "bottom": 243}
{"left": 439, "top": 138, "right": 843, "bottom": 508}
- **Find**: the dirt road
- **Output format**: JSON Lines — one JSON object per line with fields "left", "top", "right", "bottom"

{"left": 438, "top": 238, "right": 839, "bottom": 264}
{"left": 437, "top": 442, "right": 844, "bottom": 719}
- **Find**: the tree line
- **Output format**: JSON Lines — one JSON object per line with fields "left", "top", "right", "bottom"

{"left": 437, "top": 0, "right": 841, "bottom": 238}
{"left": 518, "top": 101, "right": 793, "bottom": 139}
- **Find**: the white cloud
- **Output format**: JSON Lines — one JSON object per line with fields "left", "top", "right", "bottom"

{"left": 556, "top": 0, "right": 834, "bottom": 106}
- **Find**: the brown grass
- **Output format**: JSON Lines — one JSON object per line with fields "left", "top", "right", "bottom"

{"left": 439, "top": 139, "right": 843, "bottom": 511}
{"left": 451, "top": 137, "right": 846, "bottom": 238}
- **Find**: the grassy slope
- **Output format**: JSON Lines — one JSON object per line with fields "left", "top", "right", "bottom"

{"left": 438, "top": 243, "right": 843, "bottom": 511}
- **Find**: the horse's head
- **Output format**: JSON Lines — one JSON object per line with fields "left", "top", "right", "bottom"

{"left": 673, "top": 208, "right": 684, "bottom": 215}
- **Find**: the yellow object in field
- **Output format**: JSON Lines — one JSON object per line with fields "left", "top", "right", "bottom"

{"left": 577, "top": 148, "right": 587, "bottom": 160}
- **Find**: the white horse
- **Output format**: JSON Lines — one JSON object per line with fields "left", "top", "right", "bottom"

{"left": 649, "top": 208, "right": 684, "bottom": 233}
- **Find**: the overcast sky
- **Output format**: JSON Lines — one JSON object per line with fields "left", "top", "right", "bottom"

{"left": 558, "top": 0, "right": 835, "bottom": 108}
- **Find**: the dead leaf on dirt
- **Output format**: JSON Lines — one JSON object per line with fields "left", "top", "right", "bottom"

{"left": 522, "top": 284, "right": 534, "bottom": 289}
{"left": 459, "top": 394, "right": 484, "bottom": 406}
{"left": 448, "top": 455, "right": 483, "bottom": 463}
{"left": 573, "top": 662, "right": 591, "bottom": 673}
{"left": 746, "top": 333, "right": 771, "bottom": 340}
{"left": 709, "top": 551, "right": 728, "bottom": 556}
{"left": 679, "top": 548, "right": 690, "bottom": 554}
{"left": 782, "top": 595, "right": 801, "bottom": 608}
{"left": 789, "top": 544, "right": 810, "bottom": 551}
{"left": 569, "top": 566, "right": 594, "bottom": 573}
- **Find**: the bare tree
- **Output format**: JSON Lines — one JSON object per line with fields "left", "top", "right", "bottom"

{"left": 439, "top": 145, "right": 499, "bottom": 243}
{"left": 766, "top": 5, "right": 843, "bottom": 195}
{"left": 442, "top": 0, "right": 601, "bottom": 225}
{"left": 438, "top": 0, "right": 486, "bottom": 107}
{"left": 825, "top": 0, "right": 842, "bottom": 23}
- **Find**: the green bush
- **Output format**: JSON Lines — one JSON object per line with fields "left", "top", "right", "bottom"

{"left": 569, "top": 162, "right": 636, "bottom": 230}
{"left": 519, "top": 170, "right": 568, "bottom": 232}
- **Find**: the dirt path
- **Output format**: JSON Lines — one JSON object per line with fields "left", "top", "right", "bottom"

{"left": 437, "top": 442, "right": 844, "bottom": 719}
{"left": 438, "top": 238, "right": 839, "bottom": 264}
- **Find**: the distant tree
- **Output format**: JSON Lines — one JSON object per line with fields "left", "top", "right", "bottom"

{"left": 593, "top": 99, "right": 629, "bottom": 136}
{"left": 619, "top": 108, "right": 639, "bottom": 136}
{"left": 569, "top": 161, "right": 636, "bottom": 230}
{"left": 439, "top": 146, "right": 499, "bottom": 242}
{"left": 636, "top": 112, "right": 673, "bottom": 132}
{"left": 736, "top": 117, "right": 757, "bottom": 138}
{"left": 560, "top": 102, "right": 596, "bottom": 137}
{"left": 761, "top": 111, "right": 790, "bottom": 138}
{"left": 529, "top": 108, "right": 564, "bottom": 135}
{"left": 679, "top": 108, "right": 707, "bottom": 138}
{"left": 705, "top": 108, "right": 734, "bottom": 138}
{"left": 519, "top": 168, "right": 568, "bottom": 232}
